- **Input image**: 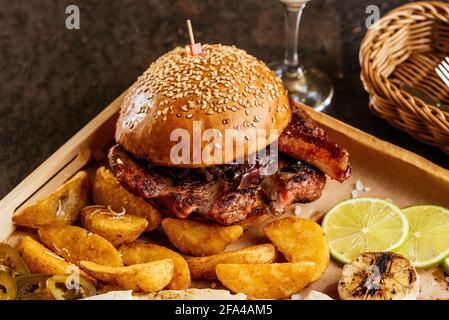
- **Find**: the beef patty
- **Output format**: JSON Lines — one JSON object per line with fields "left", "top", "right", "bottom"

{"left": 108, "top": 144, "right": 326, "bottom": 225}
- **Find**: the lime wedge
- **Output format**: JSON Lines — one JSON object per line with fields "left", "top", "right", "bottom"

{"left": 396, "top": 206, "right": 449, "bottom": 268}
{"left": 322, "top": 198, "right": 409, "bottom": 264}
{"left": 443, "top": 257, "right": 449, "bottom": 275}
{"left": 442, "top": 257, "right": 449, "bottom": 276}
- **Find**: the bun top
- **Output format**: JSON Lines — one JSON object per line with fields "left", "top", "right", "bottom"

{"left": 116, "top": 44, "right": 291, "bottom": 167}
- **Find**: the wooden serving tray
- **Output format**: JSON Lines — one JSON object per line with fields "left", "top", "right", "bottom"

{"left": 1, "top": 93, "right": 449, "bottom": 299}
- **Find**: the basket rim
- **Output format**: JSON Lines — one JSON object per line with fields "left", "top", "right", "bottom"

{"left": 360, "top": 1, "right": 449, "bottom": 117}
{"left": 359, "top": 1, "right": 449, "bottom": 153}
{"left": 361, "top": 1, "right": 449, "bottom": 41}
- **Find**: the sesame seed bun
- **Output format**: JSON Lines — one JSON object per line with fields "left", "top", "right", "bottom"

{"left": 116, "top": 44, "right": 291, "bottom": 167}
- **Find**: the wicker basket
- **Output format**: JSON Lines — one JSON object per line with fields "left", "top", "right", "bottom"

{"left": 360, "top": 1, "right": 449, "bottom": 154}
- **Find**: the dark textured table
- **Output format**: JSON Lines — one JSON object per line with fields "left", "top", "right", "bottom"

{"left": 0, "top": 0, "right": 448, "bottom": 198}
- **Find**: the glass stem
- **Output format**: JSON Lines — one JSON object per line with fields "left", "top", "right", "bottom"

{"left": 282, "top": 2, "right": 306, "bottom": 72}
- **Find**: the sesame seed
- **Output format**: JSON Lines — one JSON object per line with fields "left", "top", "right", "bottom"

{"left": 126, "top": 44, "right": 283, "bottom": 120}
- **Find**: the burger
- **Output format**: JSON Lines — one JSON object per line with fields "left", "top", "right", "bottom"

{"left": 108, "top": 44, "right": 351, "bottom": 225}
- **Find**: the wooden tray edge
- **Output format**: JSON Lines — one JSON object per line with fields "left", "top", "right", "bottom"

{"left": 302, "top": 104, "right": 449, "bottom": 184}
{"left": 1, "top": 100, "right": 448, "bottom": 241}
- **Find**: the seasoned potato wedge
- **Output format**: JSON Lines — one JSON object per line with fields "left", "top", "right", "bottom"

{"left": 12, "top": 171, "right": 89, "bottom": 229}
{"left": 161, "top": 218, "right": 243, "bottom": 256}
{"left": 80, "top": 259, "right": 174, "bottom": 292}
{"left": 17, "top": 236, "right": 96, "bottom": 284}
{"left": 93, "top": 167, "right": 161, "bottom": 231}
{"left": 264, "top": 217, "right": 330, "bottom": 282}
{"left": 120, "top": 242, "right": 190, "bottom": 290}
{"left": 236, "top": 214, "right": 270, "bottom": 230}
{"left": 187, "top": 244, "right": 277, "bottom": 280}
{"left": 216, "top": 262, "right": 315, "bottom": 299}
{"left": 38, "top": 226, "right": 123, "bottom": 267}
{"left": 80, "top": 206, "right": 148, "bottom": 247}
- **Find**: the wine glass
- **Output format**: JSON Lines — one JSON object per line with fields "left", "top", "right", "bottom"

{"left": 270, "top": 0, "right": 334, "bottom": 112}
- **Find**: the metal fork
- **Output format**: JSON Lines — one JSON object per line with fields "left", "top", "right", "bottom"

{"left": 402, "top": 57, "right": 449, "bottom": 112}
{"left": 435, "top": 56, "right": 449, "bottom": 89}
{"left": 432, "top": 57, "right": 449, "bottom": 112}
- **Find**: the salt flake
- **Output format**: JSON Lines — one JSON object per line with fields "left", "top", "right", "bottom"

{"left": 291, "top": 293, "right": 302, "bottom": 300}
{"left": 355, "top": 180, "right": 364, "bottom": 192}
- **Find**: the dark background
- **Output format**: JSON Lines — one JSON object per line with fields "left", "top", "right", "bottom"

{"left": 0, "top": 0, "right": 448, "bottom": 198}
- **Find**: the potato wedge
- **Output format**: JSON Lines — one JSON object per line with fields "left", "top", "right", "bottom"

{"left": 93, "top": 167, "right": 161, "bottom": 231}
{"left": 120, "top": 242, "right": 190, "bottom": 290}
{"left": 216, "top": 262, "right": 315, "bottom": 299}
{"left": 264, "top": 217, "right": 330, "bottom": 282}
{"left": 187, "top": 244, "right": 277, "bottom": 280}
{"left": 17, "top": 236, "right": 96, "bottom": 284}
{"left": 38, "top": 226, "right": 123, "bottom": 267}
{"left": 80, "top": 259, "right": 174, "bottom": 292}
{"left": 80, "top": 206, "right": 148, "bottom": 247}
{"left": 236, "top": 214, "right": 270, "bottom": 230}
{"left": 161, "top": 218, "right": 243, "bottom": 256}
{"left": 12, "top": 171, "right": 89, "bottom": 229}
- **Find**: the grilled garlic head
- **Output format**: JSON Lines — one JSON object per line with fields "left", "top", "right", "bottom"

{"left": 338, "top": 252, "right": 419, "bottom": 300}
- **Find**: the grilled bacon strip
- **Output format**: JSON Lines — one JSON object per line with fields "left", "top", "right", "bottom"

{"left": 278, "top": 109, "right": 351, "bottom": 182}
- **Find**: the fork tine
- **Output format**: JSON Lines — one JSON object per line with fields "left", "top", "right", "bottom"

{"left": 445, "top": 56, "right": 449, "bottom": 65}
{"left": 441, "top": 59, "right": 449, "bottom": 73}
{"left": 436, "top": 66, "right": 449, "bottom": 88}
{"left": 439, "top": 58, "right": 449, "bottom": 73}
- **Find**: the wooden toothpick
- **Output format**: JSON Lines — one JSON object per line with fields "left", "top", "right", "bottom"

{"left": 187, "top": 19, "right": 195, "bottom": 45}
{"left": 185, "top": 19, "right": 202, "bottom": 56}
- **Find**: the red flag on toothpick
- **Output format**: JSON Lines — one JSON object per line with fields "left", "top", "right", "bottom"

{"left": 185, "top": 19, "right": 202, "bottom": 56}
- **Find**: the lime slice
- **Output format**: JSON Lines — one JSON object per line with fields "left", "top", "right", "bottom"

{"left": 322, "top": 198, "right": 409, "bottom": 264}
{"left": 443, "top": 257, "right": 449, "bottom": 275}
{"left": 396, "top": 206, "right": 449, "bottom": 268}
